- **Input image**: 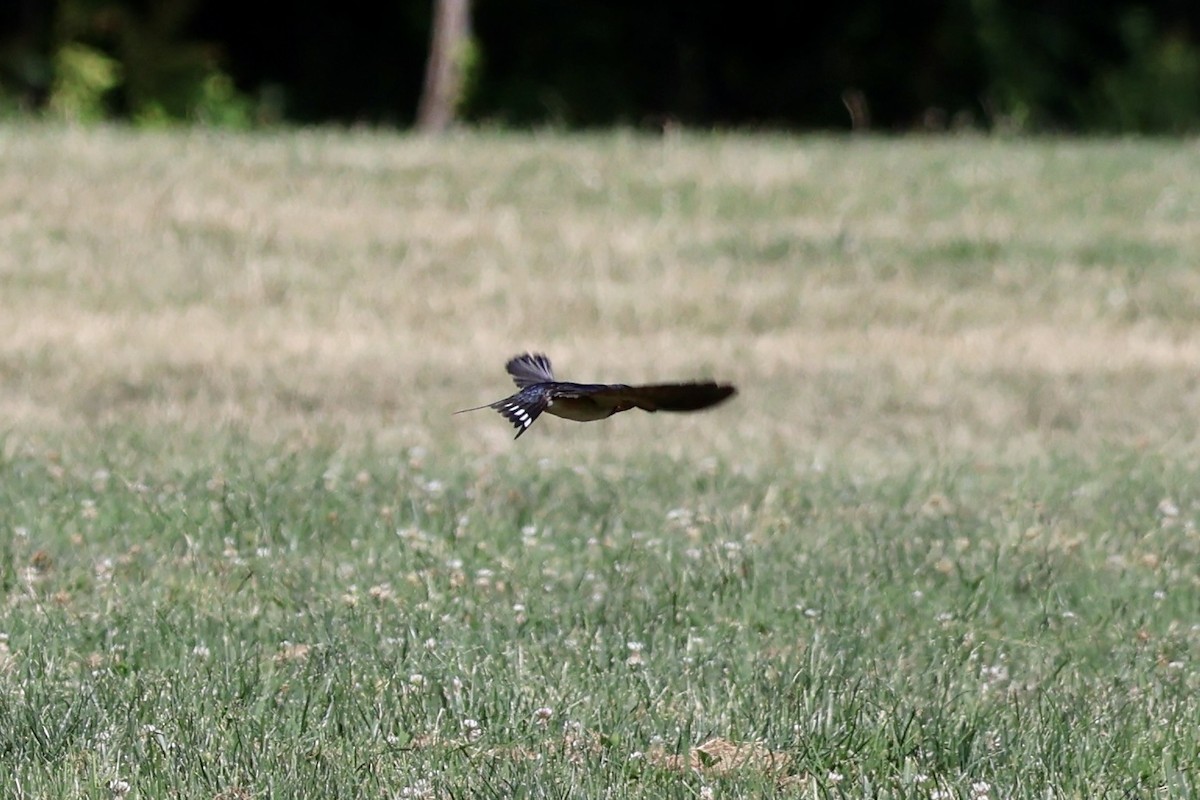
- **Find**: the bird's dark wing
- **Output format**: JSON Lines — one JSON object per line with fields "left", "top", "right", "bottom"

{"left": 586, "top": 382, "right": 737, "bottom": 413}
{"left": 505, "top": 353, "right": 555, "bottom": 389}
{"left": 488, "top": 387, "right": 552, "bottom": 438}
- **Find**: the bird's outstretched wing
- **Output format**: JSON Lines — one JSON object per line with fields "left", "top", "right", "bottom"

{"left": 586, "top": 382, "right": 737, "bottom": 413}
{"left": 505, "top": 353, "right": 555, "bottom": 388}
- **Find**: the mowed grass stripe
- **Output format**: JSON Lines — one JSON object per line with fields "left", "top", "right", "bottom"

{"left": 2, "top": 128, "right": 1200, "bottom": 462}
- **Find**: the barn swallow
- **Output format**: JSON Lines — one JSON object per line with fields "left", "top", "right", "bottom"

{"left": 457, "top": 353, "right": 736, "bottom": 439}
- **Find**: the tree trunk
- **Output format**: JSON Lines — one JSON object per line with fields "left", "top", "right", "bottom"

{"left": 417, "top": 0, "right": 471, "bottom": 133}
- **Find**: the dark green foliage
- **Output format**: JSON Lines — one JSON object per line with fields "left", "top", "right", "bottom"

{"left": 2, "top": 0, "right": 1200, "bottom": 130}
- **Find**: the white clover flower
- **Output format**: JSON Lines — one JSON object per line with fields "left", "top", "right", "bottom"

{"left": 368, "top": 583, "right": 394, "bottom": 601}
{"left": 461, "top": 718, "right": 482, "bottom": 741}
{"left": 980, "top": 664, "right": 1008, "bottom": 684}
{"left": 398, "top": 778, "right": 434, "bottom": 798}
{"left": 94, "top": 557, "right": 116, "bottom": 583}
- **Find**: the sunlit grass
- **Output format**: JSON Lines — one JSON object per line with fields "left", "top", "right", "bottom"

{"left": 2, "top": 445, "right": 1198, "bottom": 797}
{"left": 2, "top": 125, "right": 1200, "bottom": 797}
{"left": 3, "top": 127, "right": 1200, "bottom": 462}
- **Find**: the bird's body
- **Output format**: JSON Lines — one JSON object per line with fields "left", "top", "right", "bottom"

{"left": 458, "top": 353, "right": 736, "bottom": 438}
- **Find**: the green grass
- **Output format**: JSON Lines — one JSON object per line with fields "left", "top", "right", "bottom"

{"left": 2, "top": 126, "right": 1200, "bottom": 797}
{"left": 2, "top": 444, "right": 1198, "bottom": 797}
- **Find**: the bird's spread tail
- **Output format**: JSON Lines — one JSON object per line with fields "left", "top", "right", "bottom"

{"left": 455, "top": 387, "right": 550, "bottom": 438}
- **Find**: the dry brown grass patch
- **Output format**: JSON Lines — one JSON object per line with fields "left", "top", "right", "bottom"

{"left": 5, "top": 127, "right": 1200, "bottom": 465}
{"left": 648, "top": 736, "right": 790, "bottom": 776}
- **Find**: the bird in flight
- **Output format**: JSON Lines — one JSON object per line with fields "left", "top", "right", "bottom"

{"left": 457, "top": 353, "right": 736, "bottom": 439}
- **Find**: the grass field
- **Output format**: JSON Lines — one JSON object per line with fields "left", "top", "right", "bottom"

{"left": 2, "top": 125, "right": 1200, "bottom": 798}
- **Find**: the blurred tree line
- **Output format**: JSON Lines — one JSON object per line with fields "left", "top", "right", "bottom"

{"left": 2, "top": 0, "right": 1199, "bottom": 132}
